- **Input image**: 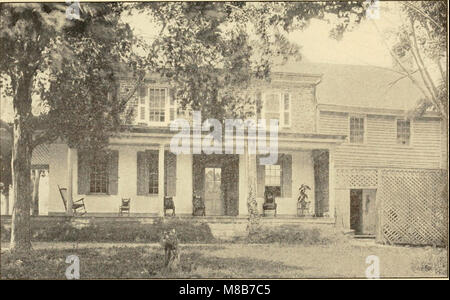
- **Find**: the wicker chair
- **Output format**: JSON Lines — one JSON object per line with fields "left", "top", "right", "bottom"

{"left": 263, "top": 190, "right": 277, "bottom": 216}
{"left": 164, "top": 196, "right": 176, "bottom": 216}
{"left": 192, "top": 195, "right": 205, "bottom": 216}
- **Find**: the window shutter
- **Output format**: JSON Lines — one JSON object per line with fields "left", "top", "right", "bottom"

{"left": 77, "top": 151, "right": 90, "bottom": 194}
{"left": 256, "top": 156, "right": 265, "bottom": 197}
{"left": 108, "top": 150, "right": 119, "bottom": 195}
{"left": 137, "top": 151, "right": 148, "bottom": 195}
{"left": 164, "top": 151, "right": 177, "bottom": 197}
{"left": 281, "top": 154, "right": 292, "bottom": 197}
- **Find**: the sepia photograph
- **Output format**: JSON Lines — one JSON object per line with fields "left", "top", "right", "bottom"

{"left": 0, "top": 0, "right": 448, "bottom": 282}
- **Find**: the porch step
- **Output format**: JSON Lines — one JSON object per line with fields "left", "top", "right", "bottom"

{"left": 354, "top": 234, "right": 375, "bottom": 239}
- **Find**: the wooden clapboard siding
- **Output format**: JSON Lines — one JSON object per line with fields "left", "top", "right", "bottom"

{"left": 319, "top": 111, "right": 443, "bottom": 169}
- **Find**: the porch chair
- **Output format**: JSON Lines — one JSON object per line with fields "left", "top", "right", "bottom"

{"left": 192, "top": 195, "right": 206, "bottom": 216}
{"left": 164, "top": 196, "right": 176, "bottom": 216}
{"left": 263, "top": 190, "right": 277, "bottom": 217}
{"left": 119, "top": 198, "right": 131, "bottom": 216}
{"left": 58, "top": 185, "right": 87, "bottom": 216}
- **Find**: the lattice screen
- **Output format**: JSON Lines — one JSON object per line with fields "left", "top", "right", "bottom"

{"left": 335, "top": 168, "right": 378, "bottom": 188}
{"left": 335, "top": 167, "right": 447, "bottom": 246}
{"left": 378, "top": 169, "right": 447, "bottom": 246}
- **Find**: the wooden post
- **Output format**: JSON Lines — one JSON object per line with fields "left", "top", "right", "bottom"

{"left": 158, "top": 144, "right": 165, "bottom": 216}
{"left": 328, "top": 148, "right": 336, "bottom": 220}
{"left": 67, "top": 147, "right": 74, "bottom": 216}
{"left": 375, "top": 169, "right": 383, "bottom": 243}
{"left": 238, "top": 145, "right": 248, "bottom": 216}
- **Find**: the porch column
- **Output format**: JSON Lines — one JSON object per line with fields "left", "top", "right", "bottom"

{"left": 66, "top": 147, "right": 75, "bottom": 216}
{"left": 328, "top": 148, "right": 336, "bottom": 219}
{"left": 158, "top": 144, "right": 165, "bottom": 216}
{"left": 238, "top": 152, "right": 248, "bottom": 216}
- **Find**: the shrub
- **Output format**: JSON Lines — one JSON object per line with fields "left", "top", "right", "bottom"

{"left": 242, "top": 225, "right": 331, "bottom": 245}
{"left": 412, "top": 248, "right": 448, "bottom": 276}
{"left": 1, "top": 218, "right": 215, "bottom": 243}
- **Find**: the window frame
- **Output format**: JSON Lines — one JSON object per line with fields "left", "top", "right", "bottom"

{"left": 348, "top": 114, "right": 366, "bottom": 144}
{"left": 264, "top": 164, "right": 281, "bottom": 187}
{"left": 137, "top": 85, "right": 177, "bottom": 126}
{"left": 261, "top": 91, "right": 291, "bottom": 128}
{"left": 148, "top": 155, "right": 159, "bottom": 195}
{"left": 396, "top": 118, "right": 412, "bottom": 146}
{"left": 89, "top": 158, "right": 109, "bottom": 194}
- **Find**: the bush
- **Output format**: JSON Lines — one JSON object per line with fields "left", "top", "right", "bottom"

{"left": 240, "top": 225, "right": 331, "bottom": 245}
{"left": 412, "top": 248, "right": 448, "bottom": 276}
{"left": 1, "top": 224, "right": 10, "bottom": 241}
{"left": 1, "top": 219, "right": 215, "bottom": 243}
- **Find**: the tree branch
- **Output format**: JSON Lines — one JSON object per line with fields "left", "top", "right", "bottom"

{"left": 370, "top": 19, "right": 431, "bottom": 101}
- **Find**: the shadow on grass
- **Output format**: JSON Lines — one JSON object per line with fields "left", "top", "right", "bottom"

{"left": 1, "top": 246, "right": 305, "bottom": 279}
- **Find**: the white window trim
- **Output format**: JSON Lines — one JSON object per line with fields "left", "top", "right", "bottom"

{"left": 137, "top": 85, "right": 177, "bottom": 126}
{"left": 396, "top": 117, "right": 413, "bottom": 147}
{"left": 348, "top": 114, "right": 367, "bottom": 144}
{"left": 261, "top": 91, "right": 291, "bottom": 128}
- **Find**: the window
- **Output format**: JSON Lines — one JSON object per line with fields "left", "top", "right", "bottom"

{"left": 137, "top": 86, "right": 177, "bottom": 125}
{"left": 149, "top": 88, "right": 166, "bottom": 122}
{"left": 148, "top": 155, "right": 159, "bottom": 194}
{"left": 90, "top": 159, "right": 108, "bottom": 193}
{"left": 263, "top": 92, "right": 291, "bottom": 127}
{"left": 349, "top": 116, "right": 365, "bottom": 144}
{"left": 397, "top": 119, "right": 411, "bottom": 145}
{"left": 265, "top": 164, "right": 281, "bottom": 187}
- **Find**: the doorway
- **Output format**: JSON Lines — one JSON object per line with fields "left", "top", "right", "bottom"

{"left": 204, "top": 167, "right": 223, "bottom": 215}
{"left": 350, "top": 189, "right": 377, "bottom": 235}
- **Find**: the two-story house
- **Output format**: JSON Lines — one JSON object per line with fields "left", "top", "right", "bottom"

{"left": 35, "top": 62, "right": 447, "bottom": 245}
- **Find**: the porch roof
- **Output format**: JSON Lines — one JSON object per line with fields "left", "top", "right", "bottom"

{"left": 111, "top": 126, "right": 346, "bottom": 150}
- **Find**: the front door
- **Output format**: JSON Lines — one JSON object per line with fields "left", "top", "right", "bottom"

{"left": 204, "top": 167, "right": 223, "bottom": 215}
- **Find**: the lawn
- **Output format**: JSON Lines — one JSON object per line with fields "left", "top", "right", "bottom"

{"left": 1, "top": 240, "right": 446, "bottom": 279}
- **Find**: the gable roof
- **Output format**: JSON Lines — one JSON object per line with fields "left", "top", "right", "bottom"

{"left": 273, "top": 62, "right": 424, "bottom": 111}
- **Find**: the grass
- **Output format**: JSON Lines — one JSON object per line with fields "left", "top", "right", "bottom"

{"left": 1, "top": 241, "right": 447, "bottom": 279}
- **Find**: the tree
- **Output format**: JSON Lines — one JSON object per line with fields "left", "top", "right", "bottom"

{"left": 0, "top": 3, "right": 138, "bottom": 252}
{"left": 371, "top": 1, "right": 447, "bottom": 121}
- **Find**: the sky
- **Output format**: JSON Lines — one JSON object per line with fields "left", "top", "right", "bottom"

{"left": 0, "top": 1, "right": 407, "bottom": 122}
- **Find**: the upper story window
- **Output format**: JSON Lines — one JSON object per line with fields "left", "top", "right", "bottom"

{"left": 397, "top": 119, "right": 411, "bottom": 145}
{"left": 262, "top": 91, "right": 291, "bottom": 128}
{"left": 349, "top": 116, "right": 365, "bottom": 144}
{"left": 138, "top": 86, "right": 176, "bottom": 125}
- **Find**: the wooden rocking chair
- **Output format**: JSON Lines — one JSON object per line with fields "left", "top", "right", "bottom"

{"left": 58, "top": 185, "right": 87, "bottom": 216}
{"left": 119, "top": 198, "right": 131, "bottom": 216}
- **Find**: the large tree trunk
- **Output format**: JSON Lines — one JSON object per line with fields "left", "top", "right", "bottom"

{"left": 31, "top": 170, "right": 41, "bottom": 216}
{"left": 10, "top": 74, "right": 34, "bottom": 252}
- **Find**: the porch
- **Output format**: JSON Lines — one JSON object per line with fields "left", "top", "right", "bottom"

{"left": 13, "top": 129, "right": 345, "bottom": 220}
